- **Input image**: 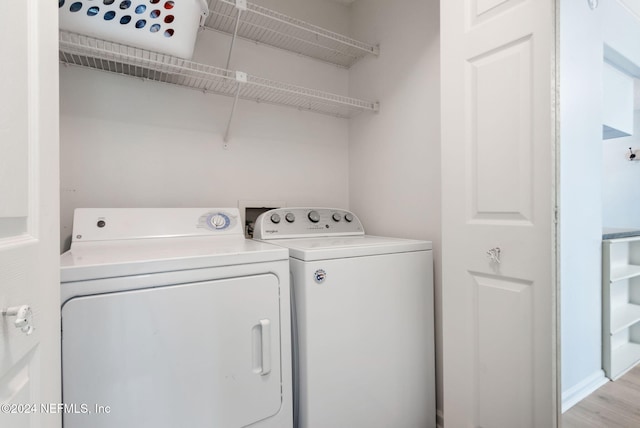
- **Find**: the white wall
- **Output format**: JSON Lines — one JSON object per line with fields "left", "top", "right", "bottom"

{"left": 561, "top": 0, "right": 640, "bottom": 410}
{"left": 59, "top": 0, "right": 352, "bottom": 250}
{"left": 603, "top": 110, "right": 640, "bottom": 227}
{"left": 348, "top": 0, "right": 441, "bottom": 420}
{"left": 560, "top": 0, "right": 604, "bottom": 408}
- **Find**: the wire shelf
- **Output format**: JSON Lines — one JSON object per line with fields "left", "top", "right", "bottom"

{"left": 59, "top": 31, "right": 378, "bottom": 119}
{"left": 204, "top": 0, "right": 379, "bottom": 68}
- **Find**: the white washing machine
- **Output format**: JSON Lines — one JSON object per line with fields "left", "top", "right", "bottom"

{"left": 254, "top": 208, "right": 435, "bottom": 428}
{"left": 60, "top": 208, "right": 292, "bottom": 428}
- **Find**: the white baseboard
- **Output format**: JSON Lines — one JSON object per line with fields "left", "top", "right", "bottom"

{"left": 562, "top": 370, "right": 608, "bottom": 413}
{"left": 436, "top": 408, "right": 444, "bottom": 428}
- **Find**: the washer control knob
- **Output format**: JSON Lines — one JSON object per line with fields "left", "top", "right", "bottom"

{"left": 344, "top": 213, "right": 354, "bottom": 223}
{"left": 308, "top": 210, "right": 320, "bottom": 223}
{"left": 210, "top": 214, "right": 228, "bottom": 229}
{"left": 270, "top": 213, "right": 281, "bottom": 224}
{"left": 332, "top": 213, "right": 342, "bottom": 222}
{"left": 285, "top": 213, "right": 296, "bottom": 223}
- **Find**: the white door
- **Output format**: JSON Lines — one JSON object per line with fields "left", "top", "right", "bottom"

{"left": 0, "top": 0, "right": 60, "bottom": 426}
{"left": 441, "top": 0, "right": 558, "bottom": 427}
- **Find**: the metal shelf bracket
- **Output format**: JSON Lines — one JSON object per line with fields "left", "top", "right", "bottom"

{"left": 224, "top": 0, "right": 248, "bottom": 71}
{"left": 223, "top": 71, "right": 248, "bottom": 147}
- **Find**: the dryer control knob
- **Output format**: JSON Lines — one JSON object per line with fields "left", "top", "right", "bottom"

{"left": 210, "top": 214, "right": 228, "bottom": 229}
{"left": 270, "top": 213, "right": 281, "bottom": 224}
{"left": 285, "top": 213, "right": 296, "bottom": 223}
{"left": 332, "top": 213, "right": 342, "bottom": 222}
{"left": 308, "top": 210, "right": 320, "bottom": 223}
{"left": 344, "top": 213, "right": 354, "bottom": 223}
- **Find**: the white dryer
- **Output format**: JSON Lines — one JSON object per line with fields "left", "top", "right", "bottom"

{"left": 60, "top": 208, "right": 292, "bottom": 428}
{"left": 254, "top": 208, "right": 435, "bottom": 428}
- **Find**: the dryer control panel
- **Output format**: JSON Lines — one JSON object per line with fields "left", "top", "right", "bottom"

{"left": 71, "top": 208, "right": 242, "bottom": 242}
{"left": 253, "top": 208, "right": 364, "bottom": 240}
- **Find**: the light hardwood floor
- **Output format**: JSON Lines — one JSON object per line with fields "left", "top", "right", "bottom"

{"left": 563, "top": 365, "right": 640, "bottom": 427}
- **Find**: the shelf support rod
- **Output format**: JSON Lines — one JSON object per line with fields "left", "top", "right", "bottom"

{"left": 223, "top": 71, "right": 247, "bottom": 148}
{"left": 225, "top": 0, "right": 247, "bottom": 71}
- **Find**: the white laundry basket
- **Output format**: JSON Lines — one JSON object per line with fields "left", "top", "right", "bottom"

{"left": 59, "top": 0, "right": 209, "bottom": 59}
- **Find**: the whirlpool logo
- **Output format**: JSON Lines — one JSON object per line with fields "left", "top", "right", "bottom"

{"left": 314, "top": 269, "right": 326, "bottom": 284}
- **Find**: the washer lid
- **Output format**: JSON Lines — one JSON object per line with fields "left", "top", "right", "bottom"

{"left": 262, "top": 235, "right": 432, "bottom": 261}
{"left": 61, "top": 236, "right": 288, "bottom": 283}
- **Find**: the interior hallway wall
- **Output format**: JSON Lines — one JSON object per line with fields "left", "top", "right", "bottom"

{"left": 560, "top": 0, "right": 604, "bottom": 409}
{"left": 561, "top": 0, "right": 640, "bottom": 410}
{"left": 59, "top": 0, "right": 353, "bottom": 251}
{"left": 348, "top": 0, "right": 442, "bottom": 421}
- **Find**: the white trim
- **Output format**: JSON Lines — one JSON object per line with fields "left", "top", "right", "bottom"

{"left": 561, "top": 370, "right": 608, "bottom": 413}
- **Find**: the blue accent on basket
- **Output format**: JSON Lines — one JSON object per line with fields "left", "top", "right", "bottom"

{"left": 120, "top": 15, "right": 131, "bottom": 24}
{"left": 104, "top": 10, "right": 116, "bottom": 20}
{"left": 70, "top": 2, "right": 83, "bottom": 12}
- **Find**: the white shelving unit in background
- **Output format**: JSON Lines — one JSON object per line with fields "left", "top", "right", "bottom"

{"left": 602, "top": 236, "right": 640, "bottom": 380}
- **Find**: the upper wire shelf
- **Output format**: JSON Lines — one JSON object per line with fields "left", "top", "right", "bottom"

{"left": 58, "top": 31, "right": 379, "bottom": 120}
{"left": 204, "top": 0, "right": 379, "bottom": 68}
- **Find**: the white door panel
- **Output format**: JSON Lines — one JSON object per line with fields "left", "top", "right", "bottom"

{"left": 469, "top": 37, "right": 533, "bottom": 223}
{"left": 0, "top": 0, "right": 28, "bottom": 224}
{"left": 442, "top": 0, "right": 557, "bottom": 426}
{"left": 62, "top": 274, "right": 282, "bottom": 428}
{"left": 0, "top": 0, "right": 60, "bottom": 426}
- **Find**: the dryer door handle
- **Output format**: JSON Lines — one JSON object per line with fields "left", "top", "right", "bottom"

{"left": 259, "top": 319, "right": 271, "bottom": 376}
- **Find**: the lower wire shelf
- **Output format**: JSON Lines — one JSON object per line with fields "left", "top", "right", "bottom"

{"left": 58, "top": 31, "right": 379, "bottom": 121}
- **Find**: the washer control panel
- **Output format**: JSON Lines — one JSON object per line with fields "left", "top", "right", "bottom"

{"left": 253, "top": 208, "right": 364, "bottom": 239}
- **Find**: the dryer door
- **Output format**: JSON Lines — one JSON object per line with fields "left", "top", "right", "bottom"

{"left": 62, "top": 273, "right": 283, "bottom": 428}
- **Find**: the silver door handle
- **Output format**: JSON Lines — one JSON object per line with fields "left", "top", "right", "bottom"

{"left": 486, "top": 247, "right": 501, "bottom": 264}
{"left": 2, "top": 305, "right": 34, "bottom": 335}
